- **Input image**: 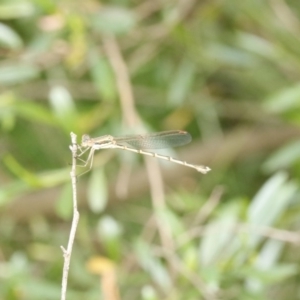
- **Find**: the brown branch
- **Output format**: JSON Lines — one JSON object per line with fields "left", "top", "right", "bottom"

{"left": 60, "top": 132, "right": 80, "bottom": 300}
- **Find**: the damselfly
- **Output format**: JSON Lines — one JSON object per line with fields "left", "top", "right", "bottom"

{"left": 78, "top": 130, "right": 210, "bottom": 174}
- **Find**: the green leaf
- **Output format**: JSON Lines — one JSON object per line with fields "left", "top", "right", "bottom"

{"left": 96, "top": 215, "right": 122, "bottom": 259}
{"left": 0, "top": 96, "right": 57, "bottom": 127}
{"left": 89, "top": 50, "right": 117, "bottom": 101}
{"left": 134, "top": 240, "right": 172, "bottom": 291}
{"left": 141, "top": 285, "right": 158, "bottom": 300}
{"left": 3, "top": 154, "right": 44, "bottom": 187}
{"left": 0, "top": 181, "right": 28, "bottom": 207}
{"left": 207, "top": 43, "right": 257, "bottom": 66}
{"left": 3, "top": 154, "right": 70, "bottom": 188}
{"left": 264, "top": 84, "right": 300, "bottom": 113}
{"left": 14, "top": 101, "right": 56, "bottom": 125}
{"left": 0, "top": 22, "right": 23, "bottom": 49}
{"left": 0, "top": 1, "right": 35, "bottom": 19}
{"left": 248, "top": 172, "right": 296, "bottom": 226}
{"left": 156, "top": 207, "right": 184, "bottom": 237}
{"left": 0, "top": 63, "right": 39, "bottom": 85}
{"left": 199, "top": 202, "right": 242, "bottom": 265}
{"left": 236, "top": 32, "right": 276, "bottom": 58}
{"left": 87, "top": 168, "right": 107, "bottom": 213}
{"left": 263, "top": 140, "right": 300, "bottom": 173}
{"left": 255, "top": 239, "right": 284, "bottom": 270}
{"left": 0, "top": 92, "right": 17, "bottom": 131}
{"left": 49, "top": 85, "right": 78, "bottom": 132}
{"left": 247, "top": 172, "right": 298, "bottom": 247}
{"left": 93, "top": 6, "right": 136, "bottom": 35}
{"left": 168, "top": 59, "right": 196, "bottom": 106}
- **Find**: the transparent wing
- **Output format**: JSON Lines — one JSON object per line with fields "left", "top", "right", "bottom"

{"left": 114, "top": 130, "right": 192, "bottom": 149}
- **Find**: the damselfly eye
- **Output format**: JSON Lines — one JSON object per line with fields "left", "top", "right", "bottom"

{"left": 82, "top": 134, "right": 90, "bottom": 144}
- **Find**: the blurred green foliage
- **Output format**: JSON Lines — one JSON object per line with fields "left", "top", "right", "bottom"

{"left": 1, "top": 0, "right": 300, "bottom": 299}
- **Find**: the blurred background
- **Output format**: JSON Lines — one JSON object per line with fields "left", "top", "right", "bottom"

{"left": 1, "top": 0, "right": 300, "bottom": 299}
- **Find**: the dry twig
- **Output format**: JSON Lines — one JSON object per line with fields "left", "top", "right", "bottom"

{"left": 60, "top": 132, "right": 80, "bottom": 300}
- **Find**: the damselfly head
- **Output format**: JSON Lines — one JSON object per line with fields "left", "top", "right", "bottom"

{"left": 81, "top": 134, "right": 92, "bottom": 147}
